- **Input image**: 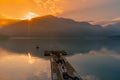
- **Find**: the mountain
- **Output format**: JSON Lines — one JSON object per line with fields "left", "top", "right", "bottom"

{"left": 0, "top": 19, "right": 19, "bottom": 27}
{"left": 0, "top": 15, "right": 120, "bottom": 38}
{"left": 0, "top": 14, "right": 19, "bottom": 27}
{"left": 105, "top": 22, "right": 120, "bottom": 36}
{"left": 0, "top": 15, "right": 104, "bottom": 38}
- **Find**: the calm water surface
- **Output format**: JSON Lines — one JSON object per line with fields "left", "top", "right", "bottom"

{"left": 0, "top": 39, "right": 120, "bottom": 80}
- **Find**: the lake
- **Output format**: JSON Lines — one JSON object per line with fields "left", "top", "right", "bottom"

{"left": 0, "top": 38, "right": 120, "bottom": 80}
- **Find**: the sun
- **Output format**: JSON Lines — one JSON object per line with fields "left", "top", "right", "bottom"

{"left": 22, "top": 12, "right": 39, "bottom": 20}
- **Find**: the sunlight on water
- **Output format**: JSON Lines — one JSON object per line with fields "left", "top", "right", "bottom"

{"left": 27, "top": 52, "right": 35, "bottom": 64}
{"left": 0, "top": 49, "right": 51, "bottom": 80}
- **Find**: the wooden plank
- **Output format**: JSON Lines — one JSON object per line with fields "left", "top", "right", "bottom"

{"left": 45, "top": 51, "right": 83, "bottom": 80}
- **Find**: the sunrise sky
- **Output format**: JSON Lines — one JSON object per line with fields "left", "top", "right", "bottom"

{"left": 0, "top": 0, "right": 120, "bottom": 23}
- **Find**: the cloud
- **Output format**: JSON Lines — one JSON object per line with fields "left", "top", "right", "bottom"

{"left": 90, "top": 17, "right": 120, "bottom": 27}
{"left": 0, "top": 0, "right": 64, "bottom": 19}
{"left": 74, "top": 48, "right": 120, "bottom": 60}
{"left": 61, "top": 0, "right": 120, "bottom": 22}
{"left": 0, "top": 0, "right": 36, "bottom": 18}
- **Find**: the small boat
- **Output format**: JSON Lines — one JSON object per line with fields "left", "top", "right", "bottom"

{"left": 36, "top": 46, "right": 40, "bottom": 50}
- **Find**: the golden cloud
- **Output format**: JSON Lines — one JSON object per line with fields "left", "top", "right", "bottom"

{"left": 0, "top": 0, "right": 65, "bottom": 19}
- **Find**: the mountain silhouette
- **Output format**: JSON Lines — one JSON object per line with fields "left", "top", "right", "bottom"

{"left": 0, "top": 15, "right": 120, "bottom": 38}
{"left": 0, "top": 19, "right": 19, "bottom": 27}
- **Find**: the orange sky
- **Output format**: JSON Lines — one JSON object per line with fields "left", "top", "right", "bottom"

{"left": 0, "top": 0, "right": 120, "bottom": 24}
{"left": 0, "top": 0, "right": 64, "bottom": 19}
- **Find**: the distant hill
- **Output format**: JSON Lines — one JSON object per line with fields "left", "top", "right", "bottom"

{"left": 0, "top": 15, "right": 120, "bottom": 38}
{"left": 0, "top": 15, "right": 104, "bottom": 38}
{"left": 0, "top": 19, "right": 19, "bottom": 27}
{"left": 105, "top": 22, "right": 120, "bottom": 36}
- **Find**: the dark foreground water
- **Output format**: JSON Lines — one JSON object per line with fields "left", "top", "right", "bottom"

{"left": 0, "top": 39, "right": 120, "bottom": 80}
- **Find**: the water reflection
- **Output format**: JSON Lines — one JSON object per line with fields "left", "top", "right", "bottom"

{"left": 0, "top": 39, "right": 120, "bottom": 57}
{"left": 0, "top": 39, "right": 120, "bottom": 80}
{"left": 67, "top": 48, "right": 120, "bottom": 80}
{"left": 0, "top": 49, "right": 50, "bottom": 80}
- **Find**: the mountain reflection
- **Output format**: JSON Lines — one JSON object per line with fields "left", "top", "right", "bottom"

{"left": 0, "top": 39, "right": 120, "bottom": 57}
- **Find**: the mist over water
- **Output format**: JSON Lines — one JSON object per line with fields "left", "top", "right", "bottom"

{"left": 0, "top": 38, "right": 120, "bottom": 80}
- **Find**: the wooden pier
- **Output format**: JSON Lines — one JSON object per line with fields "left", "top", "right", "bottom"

{"left": 44, "top": 50, "right": 83, "bottom": 80}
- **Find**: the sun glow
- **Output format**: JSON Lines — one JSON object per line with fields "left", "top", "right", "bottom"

{"left": 0, "top": 0, "right": 65, "bottom": 20}
{"left": 22, "top": 12, "right": 39, "bottom": 20}
{"left": 28, "top": 52, "right": 34, "bottom": 64}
